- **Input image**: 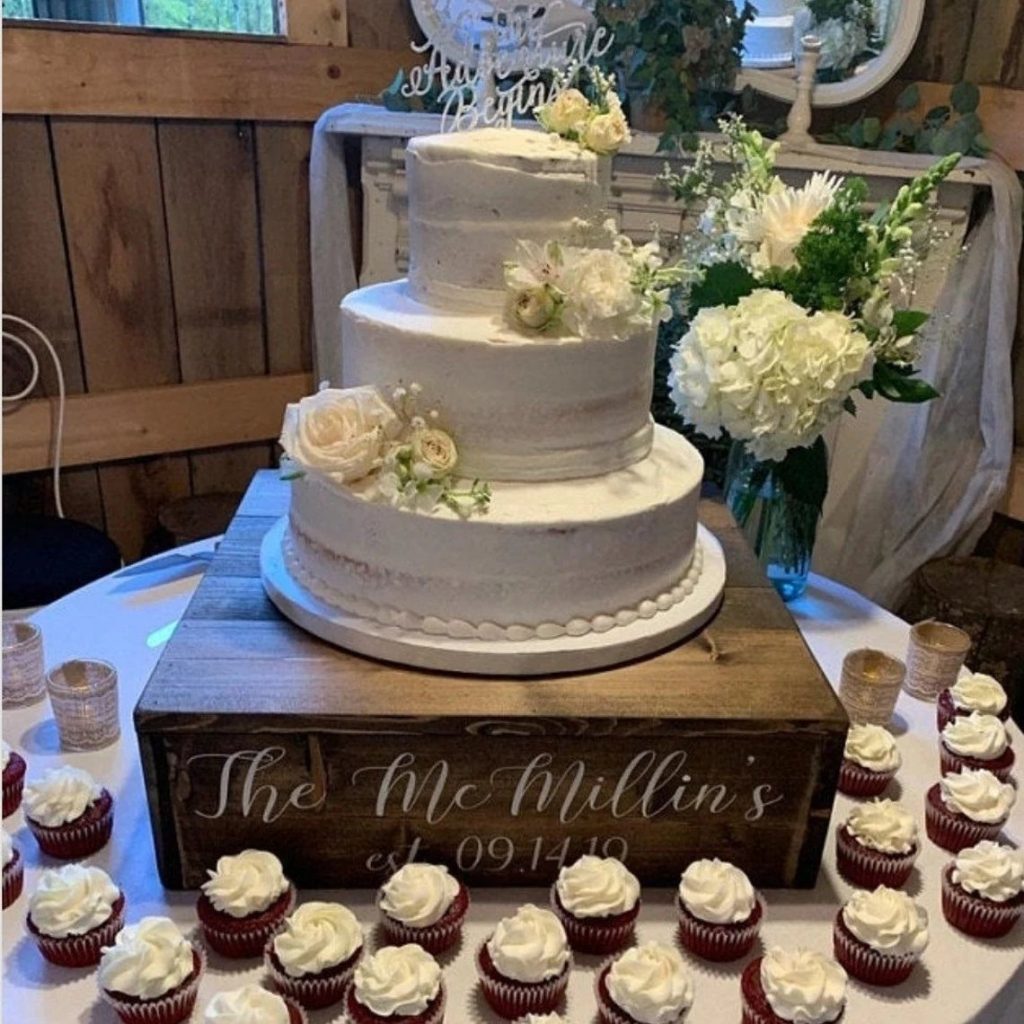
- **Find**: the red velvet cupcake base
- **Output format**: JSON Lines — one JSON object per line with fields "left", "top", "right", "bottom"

{"left": 264, "top": 939, "right": 360, "bottom": 1009}
{"left": 925, "top": 784, "right": 1005, "bottom": 853}
{"left": 3, "top": 849, "right": 24, "bottom": 908}
{"left": 101, "top": 947, "right": 205, "bottom": 1024}
{"left": 379, "top": 883, "right": 470, "bottom": 954}
{"left": 832, "top": 913, "right": 918, "bottom": 987}
{"left": 345, "top": 983, "right": 445, "bottom": 1024}
{"left": 595, "top": 961, "right": 690, "bottom": 1024}
{"left": 551, "top": 885, "right": 640, "bottom": 956}
{"left": 677, "top": 895, "right": 763, "bottom": 962}
{"left": 3, "top": 752, "right": 27, "bottom": 818}
{"left": 837, "top": 760, "right": 895, "bottom": 798}
{"left": 476, "top": 942, "right": 570, "bottom": 1019}
{"left": 27, "top": 788, "right": 114, "bottom": 860}
{"left": 28, "top": 892, "right": 125, "bottom": 967}
{"left": 197, "top": 884, "right": 295, "bottom": 958}
{"left": 739, "top": 958, "right": 842, "bottom": 1024}
{"left": 937, "top": 689, "right": 1010, "bottom": 732}
{"left": 941, "top": 865, "right": 1024, "bottom": 938}
{"left": 940, "top": 743, "right": 1015, "bottom": 784}
{"left": 835, "top": 825, "right": 917, "bottom": 889}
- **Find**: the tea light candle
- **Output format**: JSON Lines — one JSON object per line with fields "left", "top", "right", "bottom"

{"left": 2, "top": 621, "right": 46, "bottom": 707}
{"left": 838, "top": 648, "right": 906, "bottom": 726}
{"left": 903, "top": 621, "right": 971, "bottom": 703}
{"left": 45, "top": 659, "right": 120, "bottom": 751}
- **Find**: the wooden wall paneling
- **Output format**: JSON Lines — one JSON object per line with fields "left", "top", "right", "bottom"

{"left": 190, "top": 443, "right": 275, "bottom": 496}
{"left": 2, "top": 467, "right": 105, "bottom": 534}
{"left": 347, "top": 0, "right": 420, "bottom": 50}
{"left": 279, "top": 0, "right": 348, "bottom": 45}
{"left": 255, "top": 123, "right": 314, "bottom": 374}
{"left": 963, "top": 0, "right": 1024, "bottom": 88}
{"left": 900, "top": 0, "right": 977, "bottom": 83}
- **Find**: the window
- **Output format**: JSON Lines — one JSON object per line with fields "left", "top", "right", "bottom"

{"left": 2, "top": 1, "right": 280, "bottom": 35}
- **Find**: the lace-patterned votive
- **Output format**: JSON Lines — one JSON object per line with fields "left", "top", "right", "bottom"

{"left": 2, "top": 621, "right": 46, "bottom": 707}
{"left": 45, "top": 660, "right": 120, "bottom": 751}
{"left": 903, "top": 621, "right": 971, "bottom": 703}
{"left": 838, "top": 648, "right": 906, "bottom": 726}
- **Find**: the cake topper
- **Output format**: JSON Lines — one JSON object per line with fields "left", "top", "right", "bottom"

{"left": 405, "top": 0, "right": 613, "bottom": 131}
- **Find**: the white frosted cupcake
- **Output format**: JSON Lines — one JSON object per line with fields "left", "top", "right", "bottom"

{"left": 596, "top": 941, "right": 694, "bottom": 1024}
{"left": 837, "top": 724, "right": 901, "bottom": 797}
{"left": 378, "top": 862, "right": 469, "bottom": 953}
{"left": 940, "top": 712, "right": 1015, "bottom": 782}
{"left": 835, "top": 799, "right": 919, "bottom": 889}
{"left": 942, "top": 840, "right": 1024, "bottom": 938}
{"left": 938, "top": 670, "right": 1009, "bottom": 730}
{"left": 204, "top": 984, "right": 306, "bottom": 1024}
{"left": 676, "top": 858, "right": 762, "bottom": 962}
{"left": 265, "top": 901, "right": 362, "bottom": 1009}
{"left": 22, "top": 765, "right": 113, "bottom": 859}
{"left": 2, "top": 826, "right": 23, "bottom": 908}
{"left": 512, "top": 1016, "right": 568, "bottom": 1024}
{"left": 478, "top": 904, "right": 571, "bottom": 1019}
{"left": 551, "top": 855, "right": 641, "bottom": 954}
{"left": 925, "top": 767, "right": 1016, "bottom": 852}
{"left": 346, "top": 944, "right": 445, "bottom": 1024}
{"left": 833, "top": 886, "right": 928, "bottom": 986}
{"left": 740, "top": 947, "right": 846, "bottom": 1024}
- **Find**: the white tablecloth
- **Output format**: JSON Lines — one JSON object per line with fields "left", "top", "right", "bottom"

{"left": 3, "top": 544, "right": 1022, "bottom": 1024}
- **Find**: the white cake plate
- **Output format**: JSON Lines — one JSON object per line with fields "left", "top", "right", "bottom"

{"left": 260, "top": 517, "right": 726, "bottom": 676}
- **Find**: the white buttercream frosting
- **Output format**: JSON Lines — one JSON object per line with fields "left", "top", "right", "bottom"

{"left": 352, "top": 944, "right": 441, "bottom": 1017}
{"left": 760, "top": 947, "right": 846, "bottom": 1024}
{"left": 23, "top": 766, "right": 102, "bottom": 827}
{"left": 556, "top": 855, "right": 640, "bottom": 918}
{"left": 951, "top": 671, "right": 1007, "bottom": 715}
{"left": 678, "top": 859, "right": 756, "bottom": 924}
{"left": 201, "top": 849, "right": 289, "bottom": 918}
{"left": 941, "top": 712, "right": 1011, "bottom": 760}
{"left": 843, "top": 724, "right": 901, "bottom": 773}
{"left": 29, "top": 864, "right": 120, "bottom": 938}
{"left": 99, "top": 916, "right": 195, "bottom": 1000}
{"left": 940, "top": 768, "right": 1016, "bottom": 823}
{"left": 844, "top": 799, "right": 918, "bottom": 854}
{"left": 379, "top": 863, "right": 459, "bottom": 927}
{"left": 605, "top": 942, "right": 693, "bottom": 1024}
{"left": 1, "top": 828, "right": 13, "bottom": 868}
{"left": 487, "top": 904, "right": 570, "bottom": 983}
{"left": 272, "top": 901, "right": 361, "bottom": 978}
{"left": 1, "top": 741, "right": 10, "bottom": 771}
{"left": 951, "top": 841, "right": 1024, "bottom": 903}
{"left": 513, "top": 1016, "right": 567, "bottom": 1024}
{"left": 841, "top": 886, "right": 929, "bottom": 957}
{"left": 203, "top": 985, "right": 290, "bottom": 1024}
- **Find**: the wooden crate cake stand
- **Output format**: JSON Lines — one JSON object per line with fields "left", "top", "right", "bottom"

{"left": 136, "top": 470, "right": 848, "bottom": 890}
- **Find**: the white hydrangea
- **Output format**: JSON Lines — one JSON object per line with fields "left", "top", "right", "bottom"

{"left": 669, "top": 289, "right": 873, "bottom": 461}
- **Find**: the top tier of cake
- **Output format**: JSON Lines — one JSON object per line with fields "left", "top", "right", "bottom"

{"left": 406, "top": 127, "right": 609, "bottom": 310}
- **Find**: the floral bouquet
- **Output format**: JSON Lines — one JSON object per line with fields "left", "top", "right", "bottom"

{"left": 663, "top": 116, "right": 959, "bottom": 599}
{"left": 535, "top": 66, "right": 631, "bottom": 155}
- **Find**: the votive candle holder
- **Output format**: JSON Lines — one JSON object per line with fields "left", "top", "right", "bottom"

{"left": 903, "top": 621, "right": 971, "bottom": 703}
{"left": 2, "top": 621, "right": 46, "bottom": 707}
{"left": 46, "top": 659, "right": 120, "bottom": 751}
{"left": 838, "top": 648, "right": 906, "bottom": 726}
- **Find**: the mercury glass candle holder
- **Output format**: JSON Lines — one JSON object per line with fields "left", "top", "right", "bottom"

{"left": 903, "top": 620, "right": 972, "bottom": 703}
{"left": 45, "top": 659, "right": 120, "bottom": 751}
{"left": 2, "top": 621, "right": 46, "bottom": 707}
{"left": 838, "top": 648, "right": 906, "bottom": 726}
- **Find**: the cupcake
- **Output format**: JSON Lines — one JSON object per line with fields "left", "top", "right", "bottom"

{"left": 834, "top": 799, "right": 918, "bottom": 889}
{"left": 512, "top": 1017, "right": 568, "bottom": 1024}
{"left": 551, "top": 855, "right": 640, "bottom": 955}
{"left": 941, "top": 840, "right": 1024, "bottom": 938}
{"left": 837, "top": 724, "right": 901, "bottom": 798}
{"left": 925, "top": 767, "right": 1016, "bottom": 852}
{"left": 265, "top": 900, "right": 362, "bottom": 1009}
{"left": 940, "top": 712, "right": 1015, "bottom": 782}
{"left": 741, "top": 948, "right": 846, "bottom": 1024}
{"left": 197, "top": 848, "right": 295, "bottom": 957}
{"left": 595, "top": 941, "right": 694, "bottom": 1024}
{"left": 99, "top": 916, "right": 205, "bottom": 1024}
{"left": 27, "top": 863, "right": 125, "bottom": 966}
{"left": 938, "top": 670, "right": 1009, "bottom": 731}
{"left": 22, "top": 765, "right": 113, "bottom": 859}
{"left": 2, "top": 827, "right": 24, "bottom": 908}
{"left": 833, "top": 886, "right": 928, "bottom": 986}
{"left": 204, "top": 984, "right": 307, "bottom": 1024}
{"left": 2, "top": 741, "right": 26, "bottom": 818}
{"left": 676, "top": 858, "right": 762, "bottom": 961}
{"left": 478, "top": 904, "right": 571, "bottom": 1019}
{"left": 345, "top": 944, "right": 445, "bottom": 1024}
{"left": 378, "top": 862, "right": 469, "bottom": 953}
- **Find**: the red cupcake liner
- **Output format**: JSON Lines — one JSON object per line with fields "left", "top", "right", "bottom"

{"left": 3, "top": 849, "right": 24, "bottom": 908}
{"left": 939, "top": 743, "right": 1015, "bottom": 784}
{"left": 941, "top": 864, "right": 1024, "bottom": 938}
{"left": 550, "top": 885, "right": 640, "bottom": 956}
{"left": 835, "top": 825, "right": 917, "bottom": 889}
{"left": 28, "top": 892, "right": 125, "bottom": 967}
{"left": 925, "top": 784, "right": 1005, "bottom": 853}
{"left": 832, "top": 912, "right": 918, "bottom": 987}
{"left": 197, "top": 884, "right": 295, "bottom": 958}
{"left": 676, "top": 895, "right": 763, "bottom": 962}
{"left": 264, "top": 938, "right": 360, "bottom": 1009}
{"left": 937, "top": 689, "right": 1010, "bottom": 732}
{"left": 3, "top": 753, "right": 27, "bottom": 818}
{"left": 27, "top": 788, "right": 114, "bottom": 860}
{"left": 837, "top": 760, "right": 896, "bottom": 798}
{"left": 101, "top": 947, "right": 205, "bottom": 1024}
{"left": 477, "top": 942, "right": 570, "bottom": 1019}
{"left": 345, "top": 982, "right": 445, "bottom": 1024}
{"left": 379, "top": 882, "right": 470, "bottom": 954}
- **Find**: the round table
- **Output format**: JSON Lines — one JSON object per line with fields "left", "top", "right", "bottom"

{"left": 3, "top": 543, "right": 1023, "bottom": 1024}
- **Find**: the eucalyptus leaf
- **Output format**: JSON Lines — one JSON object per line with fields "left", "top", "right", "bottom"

{"left": 951, "top": 81, "right": 980, "bottom": 114}
{"left": 862, "top": 116, "right": 882, "bottom": 145}
{"left": 895, "top": 83, "right": 920, "bottom": 111}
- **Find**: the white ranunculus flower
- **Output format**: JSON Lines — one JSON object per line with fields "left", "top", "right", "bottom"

{"left": 560, "top": 247, "right": 641, "bottom": 338}
{"left": 542, "top": 88, "right": 591, "bottom": 136}
{"left": 583, "top": 110, "right": 630, "bottom": 155}
{"left": 412, "top": 428, "right": 458, "bottom": 475}
{"left": 669, "top": 289, "right": 872, "bottom": 462}
{"left": 280, "top": 385, "right": 401, "bottom": 483}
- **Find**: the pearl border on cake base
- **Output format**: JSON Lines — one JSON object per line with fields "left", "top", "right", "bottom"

{"left": 260, "top": 517, "right": 726, "bottom": 677}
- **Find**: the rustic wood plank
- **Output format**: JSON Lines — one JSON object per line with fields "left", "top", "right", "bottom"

{"left": 50, "top": 118, "right": 179, "bottom": 392}
{"left": 347, "top": 0, "right": 418, "bottom": 50}
{"left": 900, "top": 0, "right": 977, "bottom": 83}
{"left": 280, "top": 0, "right": 348, "bottom": 45}
{"left": 190, "top": 443, "right": 275, "bottom": 496}
{"left": 964, "top": 0, "right": 1024, "bottom": 88}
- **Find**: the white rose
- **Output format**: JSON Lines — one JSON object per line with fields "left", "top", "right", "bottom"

{"left": 280, "top": 386, "right": 401, "bottom": 484}
{"left": 411, "top": 429, "right": 458, "bottom": 476}
{"left": 512, "top": 284, "right": 561, "bottom": 331}
{"left": 542, "top": 88, "right": 591, "bottom": 136}
{"left": 584, "top": 110, "right": 630, "bottom": 154}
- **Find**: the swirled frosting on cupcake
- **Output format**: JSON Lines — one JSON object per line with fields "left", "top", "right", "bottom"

{"left": 951, "top": 841, "right": 1024, "bottom": 903}
{"left": 678, "top": 859, "right": 756, "bottom": 924}
{"left": 487, "top": 904, "right": 569, "bottom": 983}
{"left": 841, "top": 886, "right": 929, "bottom": 956}
{"left": 513, "top": 1016, "right": 567, "bottom": 1024}
{"left": 941, "top": 712, "right": 1011, "bottom": 760}
{"left": 2, "top": 828, "right": 13, "bottom": 868}
{"left": 272, "top": 900, "right": 361, "bottom": 977}
{"left": 556, "top": 855, "right": 640, "bottom": 918}
{"left": 99, "top": 916, "right": 195, "bottom": 999}
{"left": 352, "top": 944, "right": 441, "bottom": 1017}
{"left": 951, "top": 671, "right": 1007, "bottom": 715}
{"left": 201, "top": 849, "right": 288, "bottom": 918}
{"left": 844, "top": 799, "right": 917, "bottom": 854}
{"left": 29, "top": 864, "right": 119, "bottom": 938}
{"left": 23, "top": 766, "right": 102, "bottom": 827}
{"left": 606, "top": 941, "right": 693, "bottom": 1024}
{"left": 204, "top": 984, "right": 290, "bottom": 1024}
{"left": 760, "top": 947, "right": 846, "bottom": 1024}
{"left": 940, "top": 768, "right": 1016, "bottom": 823}
{"left": 843, "top": 725, "right": 901, "bottom": 773}
{"left": 379, "top": 862, "right": 458, "bottom": 927}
